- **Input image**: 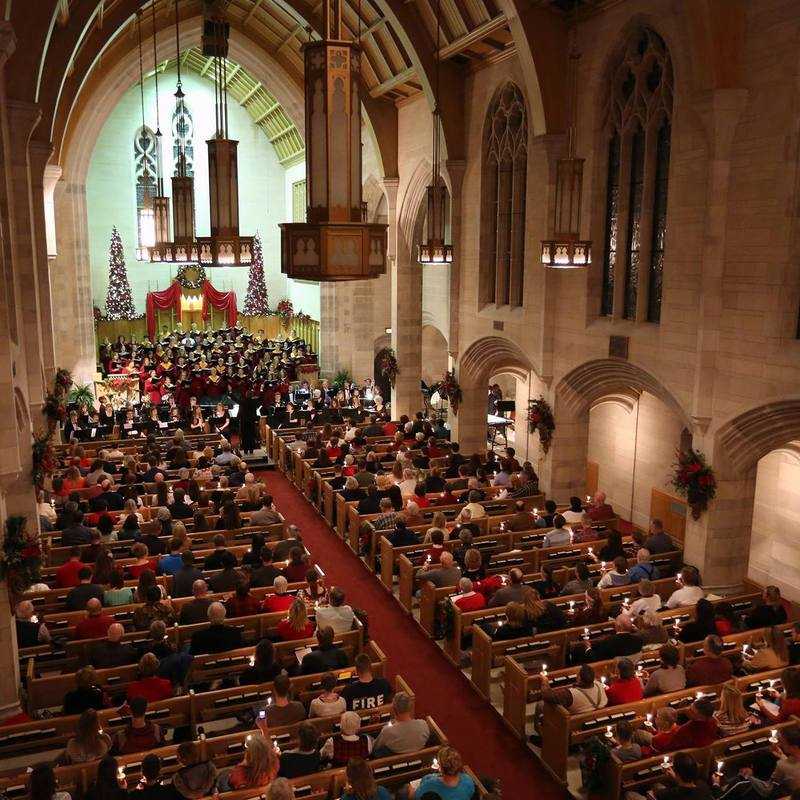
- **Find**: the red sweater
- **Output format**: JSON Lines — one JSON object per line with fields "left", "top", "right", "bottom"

{"left": 127, "top": 676, "right": 173, "bottom": 703}
{"left": 75, "top": 614, "right": 115, "bottom": 640}
{"left": 605, "top": 677, "right": 644, "bottom": 706}
{"left": 262, "top": 594, "right": 294, "bottom": 613}
{"left": 454, "top": 592, "right": 486, "bottom": 612}
{"left": 276, "top": 619, "right": 315, "bottom": 641}
{"left": 56, "top": 559, "right": 84, "bottom": 588}
{"left": 654, "top": 718, "right": 718, "bottom": 751}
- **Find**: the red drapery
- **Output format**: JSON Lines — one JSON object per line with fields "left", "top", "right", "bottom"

{"left": 201, "top": 280, "right": 238, "bottom": 328}
{"left": 145, "top": 281, "right": 183, "bottom": 339}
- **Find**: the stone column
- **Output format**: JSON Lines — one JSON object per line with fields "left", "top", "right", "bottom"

{"left": 448, "top": 386, "right": 486, "bottom": 456}
{"left": 539, "top": 411, "right": 589, "bottom": 504}
{"left": 444, "top": 160, "right": 466, "bottom": 360}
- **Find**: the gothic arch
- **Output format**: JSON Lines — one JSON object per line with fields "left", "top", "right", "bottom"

{"left": 459, "top": 335, "right": 535, "bottom": 387}
{"left": 715, "top": 397, "right": 800, "bottom": 477}
{"left": 397, "top": 158, "right": 433, "bottom": 253}
{"left": 555, "top": 358, "right": 690, "bottom": 426}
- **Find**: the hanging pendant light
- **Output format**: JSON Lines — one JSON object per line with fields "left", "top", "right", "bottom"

{"left": 279, "top": 0, "right": 388, "bottom": 280}
{"left": 135, "top": 10, "right": 155, "bottom": 262}
{"left": 541, "top": 7, "right": 592, "bottom": 269}
{"left": 418, "top": 0, "right": 452, "bottom": 266}
{"left": 150, "top": 0, "right": 171, "bottom": 256}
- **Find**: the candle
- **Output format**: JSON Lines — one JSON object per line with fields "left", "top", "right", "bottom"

{"left": 587, "top": 546, "right": 594, "bottom": 555}
{"left": 432, "top": 757, "right": 440, "bottom": 771}
{"left": 716, "top": 760, "right": 724, "bottom": 775}
{"left": 600, "top": 676, "right": 608, "bottom": 687}
{"left": 645, "top": 713, "right": 653, "bottom": 727}
{"left": 622, "top": 597, "right": 630, "bottom": 609}
{"left": 601, "top": 561, "right": 607, "bottom": 570}
{"left": 583, "top": 627, "right": 590, "bottom": 640}
{"left": 695, "top": 691, "right": 703, "bottom": 700}
{"left": 742, "top": 644, "right": 750, "bottom": 655}
{"left": 273, "top": 742, "right": 281, "bottom": 754}
{"left": 569, "top": 531, "right": 575, "bottom": 544}
{"left": 31, "top": 615, "right": 38, "bottom": 624}
{"left": 770, "top": 729, "right": 779, "bottom": 743}
{"left": 540, "top": 664, "right": 548, "bottom": 678}
{"left": 267, "top": 696, "right": 273, "bottom": 706}
{"left": 533, "top": 507, "right": 538, "bottom": 515}
{"left": 249, "top": 656, "right": 255, "bottom": 666}
{"left": 568, "top": 600, "right": 575, "bottom": 613}
{"left": 586, "top": 495, "right": 591, "bottom": 503}
{"left": 605, "top": 725, "right": 613, "bottom": 739}
{"left": 770, "top": 679, "right": 778, "bottom": 689}
{"left": 118, "top": 767, "right": 125, "bottom": 780}
{"left": 663, "top": 756, "right": 671, "bottom": 769}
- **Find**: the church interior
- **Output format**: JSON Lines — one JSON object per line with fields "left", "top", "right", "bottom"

{"left": 2, "top": 0, "right": 800, "bottom": 797}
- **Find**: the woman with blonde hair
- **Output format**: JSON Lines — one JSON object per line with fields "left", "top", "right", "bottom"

{"left": 276, "top": 597, "right": 315, "bottom": 641}
{"left": 219, "top": 733, "right": 278, "bottom": 791}
{"left": 122, "top": 498, "right": 144, "bottom": 525}
{"left": 743, "top": 625, "right": 790, "bottom": 672}
{"left": 462, "top": 548, "right": 485, "bottom": 581}
{"left": 521, "top": 587, "right": 567, "bottom": 632}
{"left": 714, "top": 681, "right": 759, "bottom": 736}
{"left": 341, "top": 758, "right": 391, "bottom": 800}
{"left": 62, "top": 709, "right": 112, "bottom": 764}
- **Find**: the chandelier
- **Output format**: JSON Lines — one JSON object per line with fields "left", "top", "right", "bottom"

{"left": 146, "top": 0, "right": 253, "bottom": 266}
{"left": 279, "top": 0, "right": 387, "bottom": 280}
{"left": 540, "top": 17, "right": 592, "bottom": 268}
{"left": 418, "top": 0, "right": 452, "bottom": 266}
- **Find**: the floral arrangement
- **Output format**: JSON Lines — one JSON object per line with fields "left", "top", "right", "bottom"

{"left": 436, "top": 370, "right": 463, "bottom": 415}
{"left": 671, "top": 448, "right": 717, "bottom": 519}
{"left": 43, "top": 368, "right": 73, "bottom": 430}
{"left": 375, "top": 347, "right": 399, "bottom": 387}
{"left": 0, "top": 516, "right": 42, "bottom": 595}
{"left": 527, "top": 396, "right": 556, "bottom": 453}
{"left": 275, "top": 299, "right": 294, "bottom": 323}
{"left": 175, "top": 264, "right": 207, "bottom": 290}
{"left": 32, "top": 430, "right": 56, "bottom": 489}
{"left": 55, "top": 369, "right": 73, "bottom": 393}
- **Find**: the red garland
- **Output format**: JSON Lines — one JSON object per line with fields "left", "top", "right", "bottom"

{"left": 671, "top": 448, "right": 717, "bottom": 519}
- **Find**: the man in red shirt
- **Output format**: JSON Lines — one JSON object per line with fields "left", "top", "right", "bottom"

{"left": 74, "top": 598, "right": 115, "bottom": 640}
{"left": 687, "top": 635, "right": 733, "bottom": 686}
{"left": 56, "top": 547, "right": 85, "bottom": 588}
{"left": 652, "top": 697, "right": 718, "bottom": 751}
{"left": 423, "top": 529, "right": 446, "bottom": 565}
{"left": 605, "top": 658, "right": 644, "bottom": 705}
{"left": 452, "top": 578, "right": 486, "bottom": 612}
{"left": 586, "top": 491, "right": 615, "bottom": 521}
{"left": 261, "top": 576, "right": 295, "bottom": 612}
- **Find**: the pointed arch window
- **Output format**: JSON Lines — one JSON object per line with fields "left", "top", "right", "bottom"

{"left": 601, "top": 28, "right": 673, "bottom": 322}
{"left": 479, "top": 83, "right": 528, "bottom": 308}
{"left": 134, "top": 125, "right": 157, "bottom": 249}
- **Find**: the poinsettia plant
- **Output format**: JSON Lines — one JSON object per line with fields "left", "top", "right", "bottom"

{"left": 671, "top": 448, "right": 717, "bottom": 519}
{"left": 32, "top": 430, "right": 56, "bottom": 489}
{"left": 436, "top": 370, "right": 463, "bottom": 415}
{"left": 275, "top": 299, "right": 294, "bottom": 323}
{"left": 375, "top": 347, "right": 399, "bottom": 387}
{"left": 0, "top": 516, "right": 42, "bottom": 596}
{"left": 527, "top": 395, "right": 556, "bottom": 453}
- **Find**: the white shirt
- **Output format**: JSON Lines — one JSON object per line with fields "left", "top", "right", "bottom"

{"left": 630, "top": 594, "right": 662, "bottom": 616}
{"left": 543, "top": 527, "right": 572, "bottom": 549}
{"left": 461, "top": 501, "right": 486, "bottom": 520}
{"left": 562, "top": 510, "right": 584, "bottom": 524}
{"left": 568, "top": 681, "right": 608, "bottom": 714}
{"left": 315, "top": 604, "right": 355, "bottom": 634}
{"left": 666, "top": 585, "right": 704, "bottom": 609}
{"left": 398, "top": 479, "right": 417, "bottom": 495}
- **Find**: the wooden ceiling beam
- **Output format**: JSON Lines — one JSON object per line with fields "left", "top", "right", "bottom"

{"left": 254, "top": 99, "right": 281, "bottom": 123}
{"left": 368, "top": 66, "right": 414, "bottom": 97}
{"left": 239, "top": 81, "right": 263, "bottom": 104}
{"left": 438, "top": 12, "right": 506, "bottom": 59}
{"left": 244, "top": 0, "right": 266, "bottom": 24}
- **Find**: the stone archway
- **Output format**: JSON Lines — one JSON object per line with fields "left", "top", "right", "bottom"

{"left": 681, "top": 397, "right": 800, "bottom": 591}
{"left": 542, "top": 358, "right": 691, "bottom": 504}
{"left": 421, "top": 324, "right": 448, "bottom": 387}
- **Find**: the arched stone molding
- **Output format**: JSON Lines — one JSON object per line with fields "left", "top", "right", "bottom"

{"left": 451, "top": 335, "right": 536, "bottom": 457}
{"left": 541, "top": 357, "right": 690, "bottom": 504}
{"left": 682, "top": 397, "right": 800, "bottom": 592}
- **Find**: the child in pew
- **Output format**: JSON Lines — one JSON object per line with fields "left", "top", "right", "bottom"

{"left": 628, "top": 751, "right": 714, "bottom": 800}
{"left": 612, "top": 720, "right": 643, "bottom": 762}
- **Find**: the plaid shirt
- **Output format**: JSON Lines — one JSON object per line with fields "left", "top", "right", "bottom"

{"left": 372, "top": 511, "right": 398, "bottom": 530}
{"left": 510, "top": 480, "right": 539, "bottom": 498}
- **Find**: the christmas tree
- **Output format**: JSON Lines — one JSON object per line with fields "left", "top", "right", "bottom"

{"left": 243, "top": 232, "right": 269, "bottom": 316}
{"left": 104, "top": 227, "right": 137, "bottom": 320}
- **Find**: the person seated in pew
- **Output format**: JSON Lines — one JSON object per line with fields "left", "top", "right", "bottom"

{"left": 488, "top": 567, "right": 527, "bottom": 607}
{"left": 537, "top": 663, "right": 608, "bottom": 728}
{"left": 643, "top": 643, "right": 687, "bottom": 696}
{"left": 532, "top": 562, "right": 561, "bottom": 599}
{"left": 744, "top": 626, "right": 791, "bottom": 673}
{"left": 573, "top": 613, "right": 644, "bottom": 664}
{"left": 101, "top": 570, "right": 134, "bottom": 607}
{"left": 501, "top": 499, "right": 534, "bottom": 532}
{"left": 171, "top": 550, "right": 202, "bottom": 598}
{"left": 62, "top": 666, "right": 106, "bottom": 716}
{"left": 61, "top": 508, "right": 94, "bottom": 547}
{"left": 300, "top": 624, "right": 350, "bottom": 673}
{"left": 714, "top": 602, "right": 740, "bottom": 637}
{"left": 653, "top": 751, "right": 715, "bottom": 800}
{"left": 677, "top": 598, "right": 717, "bottom": 643}
{"left": 281, "top": 546, "right": 311, "bottom": 583}
{"left": 372, "top": 691, "right": 431, "bottom": 757}
{"left": 586, "top": 491, "right": 614, "bottom": 521}
{"left": 239, "top": 638, "right": 283, "bottom": 686}
{"left": 416, "top": 550, "right": 461, "bottom": 589}
{"left": 630, "top": 579, "right": 662, "bottom": 617}
{"left": 452, "top": 577, "right": 486, "bottom": 612}
{"left": 249, "top": 547, "right": 282, "bottom": 589}
{"left": 644, "top": 518, "right": 674, "bottom": 555}
{"left": 459, "top": 546, "right": 486, "bottom": 583}
{"left": 61, "top": 709, "right": 113, "bottom": 764}
{"left": 308, "top": 671, "right": 347, "bottom": 718}
{"left": 572, "top": 587, "right": 607, "bottom": 626}
{"left": 560, "top": 561, "right": 594, "bottom": 597}
{"left": 179, "top": 579, "right": 212, "bottom": 625}
{"left": 89, "top": 622, "right": 138, "bottom": 668}
{"left": 260, "top": 672, "right": 307, "bottom": 726}
{"left": 652, "top": 696, "right": 719, "bottom": 752}
{"left": 422, "top": 528, "right": 446, "bottom": 564}
{"left": 27, "top": 763, "right": 72, "bottom": 800}
{"left": 596, "top": 555, "right": 632, "bottom": 589}
{"left": 532, "top": 499, "right": 558, "bottom": 529}
{"left": 611, "top": 720, "right": 643, "bottom": 762}
{"left": 357, "top": 484, "right": 382, "bottom": 515}
{"left": 172, "top": 740, "right": 218, "bottom": 800}
{"left": 127, "top": 652, "right": 173, "bottom": 703}
{"left": 523, "top": 587, "right": 568, "bottom": 632}
{"left": 541, "top": 514, "right": 572, "bottom": 549}
{"left": 56, "top": 546, "right": 86, "bottom": 588}
{"left": 272, "top": 524, "right": 303, "bottom": 561}
{"left": 315, "top": 586, "right": 355, "bottom": 633}
{"left": 189, "top": 601, "right": 243, "bottom": 654}
{"left": 209, "top": 550, "right": 245, "bottom": 593}
{"left": 387, "top": 518, "right": 419, "bottom": 548}
{"left": 117, "top": 696, "right": 163, "bottom": 754}
{"left": 133, "top": 585, "right": 176, "bottom": 630}
{"left": 485, "top": 601, "right": 533, "bottom": 641}
{"left": 628, "top": 548, "right": 660, "bottom": 583}
{"left": 128, "top": 754, "right": 176, "bottom": 800}
{"left": 261, "top": 575, "right": 295, "bottom": 613}
{"left": 713, "top": 681, "right": 761, "bottom": 737}
{"left": 666, "top": 565, "right": 705, "bottom": 609}
{"left": 156, "top": 537, "right": 185, "bottom": 577}
{"left": 75, "top": 597, "right": 115, "bottom": 640}
{"left": 15, "top": 599, "right": 51, "bottom": 647}
{"left": 634, "top": 610, "right": 669, "bottom": 646}
{"left": 217, "top": 732, "right": 279, "bottom": 792}
{"left": 769, "top": 727, "right": 800, "bottom": 793}
{"left": 747, "top": 586, "right": 789, "bottom": 630}
{"left": 276, "top": 721, "right": 321, "bottom": 778}
{"left": 687, "top": 635, "right": 733, "bottom": 686}
{"left": 604, "top": 658, "right": 645, "bottom": 706}
{"left": 248, "top": 496, "right": 285, "bottom": 529}
{"left": 216, "top": 499, "right": 245, "bottom": 530}
{"left": 225, "top": 579, "right": 262, "bottom": 617}
{"left": 712, "top": 749, "right": 780, "bottom": 800}
{"left": 169, "top": 488, "right": 194, "bottom": 520}
{"left": 320, "top": 710, "right": 373, "bottom": 765}
{"left": 594, "top": 529, "right": 626, "bottom": 564}
{"left": 276, "top": 597, "right": 315, "bottom": 641}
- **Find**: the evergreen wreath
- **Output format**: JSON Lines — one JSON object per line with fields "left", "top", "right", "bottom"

{"left": 0, "top": 516, "right": 42, "bottom": 595}
{"left": 375, "top": 347, "right": 399, "bottom": 387}
{"left": 527, "top": 396, "right": 556, "bottom": 453}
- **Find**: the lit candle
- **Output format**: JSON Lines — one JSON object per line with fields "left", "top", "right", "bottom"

{"left": 605, "top": 725, "right": 613, "bottom": 739}
{"left": 568, "top": 600, "right": 575, "bottom": 613}
{"left": 583, "top": 627, "right": 590, "bottom": 640}
{"left": 601, "top": 561, "right": 607, "bottom": 570}
{"left": 716, "top": 760, "right": 724, "bottom": 775}
{"left": 663, "top": 756, "right": 671, "bottom": 769}
{"left": 770, "top": 729, "right": 779, "bottom": 743}
{"left": 600, "top": 676, "right": 608, "bottom": 687}
{"left": 645, "top": 713, "right": 653, "bottom": 728}
{"left": 742, "top": 644, "right": 750, "bottom": 655}
{"left": 273, "top": 741, "right": 281, "bottom": 754}
{"left": 540, "top": 664, "right": 548, "bottom": 678}
{"left": 586, "top": 495, "right": 591, "bottom": 503}
{"left": 570, "top": 531, "right": 574, "bottom": 544}
{"left": 587, "top": 546, "right": 594, "bottom": 556}
{"left": 770, "top": 679, "right": 778, "bottom": 689}
{"left": 432, "top": 757, "right": 440, "bottom": 771}
{"left": 31, "top": 615, "right": 38, "bottom": 624}
{"left": 533, "top": 507, "right": 538, "bottom": 515}
{"left": 695, "top": 691, "right": 703, "bottom": 700}
{"left": 267, "top": 696, "right": 273, "bottom": 706}
{"left": 118, "top": 767, "right": 125, "bottom": 781}
{"left": 249, "top": 656, "right": 255, "bottom": 667}
{"left": 622, "top": 597, "right": 630, "bottom": 609}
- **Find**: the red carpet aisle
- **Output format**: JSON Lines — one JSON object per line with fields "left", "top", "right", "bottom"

{"left": 260, "top": 469, "right": 564, "bottom": 799}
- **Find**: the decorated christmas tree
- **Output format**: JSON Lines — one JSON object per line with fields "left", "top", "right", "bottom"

{"left": 243, "top": 232, "right": 269, "bottom": 316}
{"left": 104, "top": 227, "right": 137, "bottom": 320}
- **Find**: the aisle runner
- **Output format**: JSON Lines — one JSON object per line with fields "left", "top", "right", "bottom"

{"left": 259, "top": 469, "right": 564, "bottom": 798}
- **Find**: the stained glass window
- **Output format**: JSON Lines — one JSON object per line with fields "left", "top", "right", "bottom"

{"left": 648, "top": 120, "right": 671, "bottom": 322}
{"left": 624, "top": 126, "right": 645, "bottom": 320}
{"left": 171, "top": 97, "right": 194, "bottom": 177}
{"left": 601, "top": 133, "right": 620, "bottom": 316}
{"left": 480, "top": 83, "right": 528, "bottom": 308}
